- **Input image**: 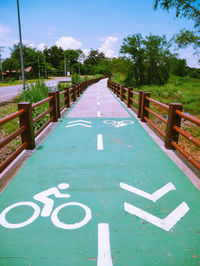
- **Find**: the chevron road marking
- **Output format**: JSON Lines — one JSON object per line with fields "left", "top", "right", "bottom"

{"left": 65, "top": 123, "right": 92, "bottom": 128}
{"left": 65, "top": 120, "right": 92, "bottom": 128}
{"left": 124, "top": 202, "right": 190, "bottom": 232}
{"left": 67, "top": 120, "right": 92, "bottom": 124}
{"left": 120, "top": 182, "right": 176, "bottom": 202}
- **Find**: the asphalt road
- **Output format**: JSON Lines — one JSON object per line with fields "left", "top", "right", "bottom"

{"left": 0, "top": 77, "right": 71, "bottom": 104}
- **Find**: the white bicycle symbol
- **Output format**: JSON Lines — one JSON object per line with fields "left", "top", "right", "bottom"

{"left": 103, "top": 120, "right": 134, "bottom": 128}
{"left": 0, "top": 183, "right": 92, "bottom": 230}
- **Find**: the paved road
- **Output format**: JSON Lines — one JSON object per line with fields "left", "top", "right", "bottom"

{"left": 0, "top": 79, "right": 200, "bottom": 265}
{"left": 0, "top": 77, "right": 71, "bottom": 103}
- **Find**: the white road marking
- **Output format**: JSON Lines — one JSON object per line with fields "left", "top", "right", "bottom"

{"left": 97, "top": 102, "right": 100, "bottom": 106}
{"left": 67, "top": 120, "right": 92, "bottom": 124}
{"left": 120, "top": 182, "right": 176, "bottom": 202}
{"left": 97, "top": 111, "right": 101, "bottom": 117}
{"left": 97, "top": 134, "right": 104, "bottom": 150}
{"left": 0, "top": 202, "right": 40, "bottom": 229}
{"left": 124, "top": 201, "right": 190, "bottom": 232}
{"left": 97, "top": 223, "right": 113, "bottom": 266}
{"left": 51, "top": 202, "right": 92, "bottom": 230}
{"left": 65, "top": 123, "right": 91, "bottom": 128}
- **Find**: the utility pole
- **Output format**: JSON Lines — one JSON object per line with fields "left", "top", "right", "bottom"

{"left": 0, "top": 46, "right": 4, "bottom": 82}
{"left": 64, "top": 53, "right": 66, "bottom": 77}
{"left": 17, "top": 0, "right": 26, "bottom": 90}
{"left": 38, "top": 53, "right": 40, "bottom": 79}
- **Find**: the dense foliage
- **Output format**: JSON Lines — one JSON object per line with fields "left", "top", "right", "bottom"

{"left": 154, "top": 0, "right": 200, "bottom": 55}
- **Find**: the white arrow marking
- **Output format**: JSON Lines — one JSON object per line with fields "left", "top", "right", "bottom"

{"left": 97, "top": 111, "right": 101, "bottom": 117}
{"left": 120, "top": 182, "right": 176, "bottom": 203}
{"left": 67, "top": 120, "right": 92, "bottom": 124}
{"left": 65, "top": 123, "right": 91, "bottom": 128}
{"left": 97, "top": 223, "right": 113, "bottom": 266}
{"left": 124, "top": 201, "right": 190, "bottom": 231}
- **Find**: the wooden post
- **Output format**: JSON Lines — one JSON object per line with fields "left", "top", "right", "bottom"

{"left": 165, "top": 103, "right": 183, "bottom": 149}
{"left": 56, "top": 91, "right": 61, "bottom": 118}
{"left": 64, "top": 87, "right": 70, "bottom": 108}
{"left": 141, "top": 92, "right": 150, "bottom": 122}
{"left": 77, "top": 84, "right": 80, "bottom": 97}
{"left": 80, "top": 83, "right": 83, "bottom": 94}
{"left": 49, "top": 91, "right": 58, "bottom": 122}
{"left": 120, "top": 85, "right": 125, "bottom": 101}
{"left": 127, "top": 87, "right": 132, "bottom": 107}
{"left": 72, "top": 85, "right": 76, "bottom": 102}
{"left": 18, "top": 102, "right": 35, "bottom": 150}
{"left": 137, "top": 91, "right": 143, "bottom": 118}
{"left": 116, "top": 84, "right": 119, "bottom": 97}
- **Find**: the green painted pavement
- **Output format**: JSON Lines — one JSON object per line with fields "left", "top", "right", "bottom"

{"left": 0, "top": 96, "right": 200, "bottom": 265}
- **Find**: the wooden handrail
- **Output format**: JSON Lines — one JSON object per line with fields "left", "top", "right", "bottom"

{"left": 0, "top": 141, "right": 28, "bottom": 174}
{"left": 176, "top": 110, "right": 200, "bottom": 126}
{"left": 172, "top": 141, "right": 200, "bottom": 171}
{"left": 173, "top": 125, "right": 200, "bottom": 148}
{"left": 144, "top": 116, "right": 166, "bottom": 138}
{"left": 0, "top": 109, "right": 25, "bottom": 126}
{"left": 145, "top": 107, "right": 167, "bottom": 124}
{"left": 145, "top": 96, "right": 169, "bottom": 110}
{"left": 0, "top": 126, "right": 26, "bottom": 149}
{"left": 32, "top": 96, "right": 53, "bottom": 109}
{"left": 33, "top": 107, "right": 53, "bottom": 124}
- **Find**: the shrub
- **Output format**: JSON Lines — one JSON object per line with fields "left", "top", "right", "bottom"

{"left": 71, "top": 73, "right": 81, "bottom": 85}
{"left": 19, "top": 80, "right": 49, "bottom": 103}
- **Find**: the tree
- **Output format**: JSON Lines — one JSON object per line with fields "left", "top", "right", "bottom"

{"left": 84, "top": 50, "right": 106, "bottom": 74}
{"left": 120, "top": 34, "right": 146, "bottom": 86}
{"left": 93, "top": 59, "right": 112, "bottom": 75}
{"left": 44, "top": 45, "right": 64, "bottom": 70}
{"left": 154, "top": 0, "right": 200, "bottom": 53}
{"left": 9, "top": 44, "right": 40, "bottom": 78}
{"left": 2, "top": 58, "right": 19, "bottom": 75}
{"left": 170, "top": 57, "right": 187, "bottom": 76}
{"left": 120, "top": 33, "right": 172, "bottom": 86}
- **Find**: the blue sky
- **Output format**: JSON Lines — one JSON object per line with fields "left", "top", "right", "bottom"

{"left": 0, "top": 0, "right": 199, "bottom": 67}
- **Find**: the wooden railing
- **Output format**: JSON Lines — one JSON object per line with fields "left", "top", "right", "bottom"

{"left": 0, "top": 77, "right": 104, "bottom": 174}
{"left": 107, "top": 79, "right": 200, "bottom": 171}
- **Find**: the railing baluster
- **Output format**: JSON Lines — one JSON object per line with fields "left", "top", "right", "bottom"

{"left": 18, "top": 102, "right": 35, "bottom": 149}
{"left": 165, "top": 103, "right": 183, "bottom": 149}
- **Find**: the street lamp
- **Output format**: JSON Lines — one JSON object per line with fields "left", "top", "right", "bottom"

{"left": 17, "top": 0, "right": 25, "bottom": 90}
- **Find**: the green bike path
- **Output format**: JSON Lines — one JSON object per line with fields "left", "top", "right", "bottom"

{"left": 0, "top": 79, "right": 200, "bottom": 265}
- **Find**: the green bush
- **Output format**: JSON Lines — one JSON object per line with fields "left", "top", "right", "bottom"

{"left": 19, "top": 80, "right": 49, "bottom": 103}
{"left": 18, "top": 81, "right": 50, "bottom": 132}
{"left": 71, "top": 73, "right": 81, "bottom": 85}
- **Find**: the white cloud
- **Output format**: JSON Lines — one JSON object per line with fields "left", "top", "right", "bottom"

{"left": 99, "top": 36, "right": 118, "bottom": 58}
{"left": 37, "top": 43, "right": 47, "bottom": 51}
{"left": 0, "top": 25, "right": 10, "bottom": 37}
{"left": 55, "top": 37, "right": 82, "bottom": 50}
{"left": 83, "top": 49, "right": 90, "bottom": 57}
{"left": 178, "top": 47, "right": 200, "bottom": 68}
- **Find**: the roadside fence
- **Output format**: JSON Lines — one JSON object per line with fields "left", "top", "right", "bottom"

{"left": 0, "top": 77, "right": 104, "bottom": 174}
{"left": 107, "top": 79, "right": 200, "bottom": 172}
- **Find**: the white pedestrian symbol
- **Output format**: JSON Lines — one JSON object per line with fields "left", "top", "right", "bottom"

{"left": 120, "top": 182, "right": 190, "bottom": 231}
{"left": 103, "top": 120, "right": 134, "bottom": 128}
{"left": 0, "top": 183, "right": 92, "bottom": 230}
